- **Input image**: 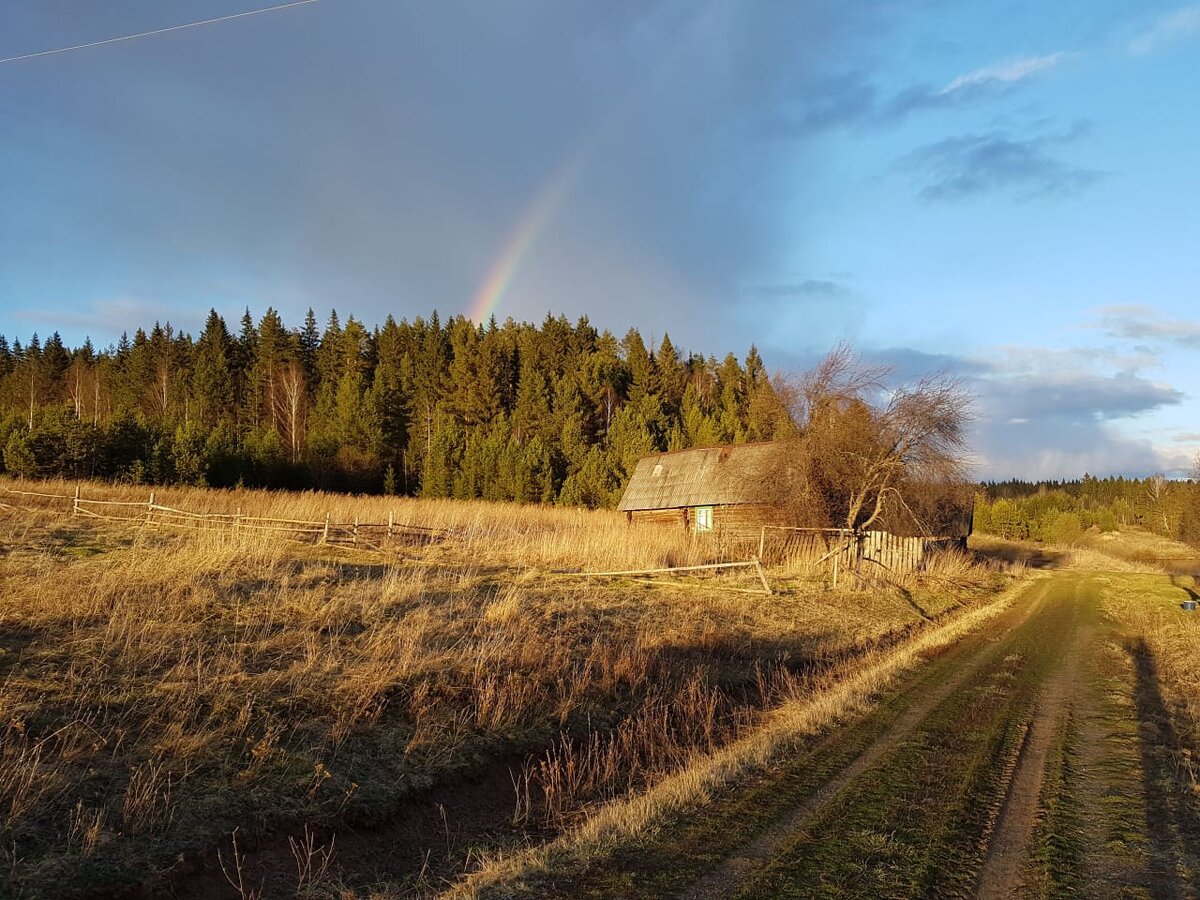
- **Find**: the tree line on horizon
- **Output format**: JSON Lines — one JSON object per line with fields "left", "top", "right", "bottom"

{"left": 975, "top": 474, "right": 1200, "bottom": 546}
{"left": 0, "top": 309, "right": 795, "bottom": 506}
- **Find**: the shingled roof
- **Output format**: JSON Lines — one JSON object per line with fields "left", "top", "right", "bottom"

{"left": 616, "top": 442, "right": 781, "bottom": 512}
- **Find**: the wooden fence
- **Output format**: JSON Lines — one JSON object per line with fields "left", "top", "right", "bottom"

{"left": 0, "top": 486, "right": 445, "bottom": 552}
{"left": 758, "top": 525, "right": 961, "bottom": 581}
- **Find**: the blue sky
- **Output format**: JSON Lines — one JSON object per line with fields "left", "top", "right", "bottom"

{"left": 1, "top": 0, "right": 1198, "bottom": 479}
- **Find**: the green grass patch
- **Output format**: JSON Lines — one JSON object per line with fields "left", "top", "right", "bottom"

{"left": 1026, "top": 709, "right": 1083, "bottom": 898}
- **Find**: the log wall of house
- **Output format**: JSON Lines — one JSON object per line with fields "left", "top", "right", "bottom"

{"left": 628, "top": 503, "right": 781, "bottom": 533}
{"left": 709, "top": 503, "right": 781, "bottom": 533}
{"left": 628, "top": 507, "right": 691, "bottom": 528}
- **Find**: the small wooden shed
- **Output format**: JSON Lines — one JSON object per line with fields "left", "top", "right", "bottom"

{"left": 616, "top": 443, "right": 780, "bottom": 532}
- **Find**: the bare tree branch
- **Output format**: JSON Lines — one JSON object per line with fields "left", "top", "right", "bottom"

{"left": 750, "top": 346, "right": 973, "bottom": 537}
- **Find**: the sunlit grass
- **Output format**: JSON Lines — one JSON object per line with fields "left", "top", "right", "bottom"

{"left": 0, "top": 477, "right": 1018, "bottom": 897}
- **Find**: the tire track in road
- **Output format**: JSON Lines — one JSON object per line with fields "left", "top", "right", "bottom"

{"left": 678, "top": 578, "right": 1056, "bottom": 900}
{"left": 976, "top": 578, "right": 1095, "bottom": 899}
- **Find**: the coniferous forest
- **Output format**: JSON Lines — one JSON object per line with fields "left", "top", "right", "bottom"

{"left": 0, "top": 309, "right": 794, "bottom": 506}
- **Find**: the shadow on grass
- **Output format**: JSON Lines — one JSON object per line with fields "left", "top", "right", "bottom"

{"left": 971, "top": 540, "right": 1067, "bottom": 570}
{"left": 0, "top": 623, "right": 42, "bottom": 678}
{"left": 1127, "top": 637, "right": 1200, "bottom": 900}
{"left": 1168, "top": 574, "right": 1199, "bottom": 604}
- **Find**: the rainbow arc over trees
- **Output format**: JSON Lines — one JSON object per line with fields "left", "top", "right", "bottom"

{"left": 467, "top": 155, "right": 584, "bottom": 325}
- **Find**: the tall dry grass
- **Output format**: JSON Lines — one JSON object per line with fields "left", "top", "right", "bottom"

{"left": 1102, "top": 572, "right": 1200, "bottom": 788}
{"left": 0, "top": 477, "right": 1016, "bottom": 897}
{"left": 1, "top": 476, "right": 717, "bottom": 572}
{"left": 446, "top": 573, "right": 1036, "bottom": 899}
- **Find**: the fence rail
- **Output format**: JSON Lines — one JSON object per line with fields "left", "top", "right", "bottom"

{"left": 1, "top": 485, "right": 446, "bottom": 551}
{"left": 562, "top": 558, "right": 773, "bottom": 595}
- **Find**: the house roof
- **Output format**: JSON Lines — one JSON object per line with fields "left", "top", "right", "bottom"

{"left": 617, "top": 442, "right": 781, "bottom": 512}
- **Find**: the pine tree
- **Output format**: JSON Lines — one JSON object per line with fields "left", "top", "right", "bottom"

{"left": 654, "top": 333, "right": 687, "bottom": 416}
{"left": 512, "top": 358, "right": 550, "bottom": 446}
{"left": 299, "top": 308, "right": 321, "bottom": 386}
{"left": 446, "top": 318, "right": 502, "bottom": 426}
{"left": 193, "top": 310, "right": 235, "bottom": 429}
{"left": 316, "top": 310, "right": 344, "bottom": 387}
{"left": 622, "top": 328, "right": 653, "bottom": 402}
{"left": 0, "top": 305, "right": 781, "bottom": 504}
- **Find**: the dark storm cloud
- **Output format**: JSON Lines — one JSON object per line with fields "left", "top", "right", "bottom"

{"left": 0, "top": 0, "right": 905, "bottom": 348}
{"left": 898, "top": 122, "right": 1105, "bottom": 201}
{"left": 0, "top": 2, "right": 1091, "bottom": 356}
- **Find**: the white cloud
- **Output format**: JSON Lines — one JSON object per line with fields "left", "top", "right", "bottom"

{"left": 1093, "top": 305, "right": 1200, "bottom": 348}
{"left": 939, "top": 52, "right": 1065, "bottom": 96}
{"left": 1130, "top": 6, "right": 1200, "bottom": 55}
{"left": 851, "top": 342, "right": 1190, "bottom": 480}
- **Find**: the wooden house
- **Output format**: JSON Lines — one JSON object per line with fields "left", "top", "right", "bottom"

{"left": 616, "top": 443, "right": 781, "bottom": 532}
{"left": 617, "top": 442, "right": 974, "bottom": 574}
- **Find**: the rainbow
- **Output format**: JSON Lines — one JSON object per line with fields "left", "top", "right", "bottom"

{"left": 467, "top": 154, "right": 584, "bottom": 325}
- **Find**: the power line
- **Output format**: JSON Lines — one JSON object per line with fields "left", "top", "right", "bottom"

{"left": 0, "top": 0, "right": 319, "bottom": 66}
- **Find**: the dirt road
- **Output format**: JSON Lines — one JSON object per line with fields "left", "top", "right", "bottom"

{"left": 522, "top": 572, "right": 1200, "bottom": 899}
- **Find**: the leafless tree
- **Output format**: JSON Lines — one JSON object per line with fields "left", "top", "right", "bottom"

{"left": 756, "top": 344, "right": 972, "bottom": 535}
{"left": 272, "top": 360, "right": 308, "bottom": 464}
{"left": 66, "top": 357, "right": 88, "bottom": 420}
{"left": 1146, "top": 472, "right": 1171, "bottom": 534}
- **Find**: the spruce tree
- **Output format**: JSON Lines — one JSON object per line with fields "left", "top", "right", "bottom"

{"left": 193, "top": 310, "right": 235, "bottom": 428}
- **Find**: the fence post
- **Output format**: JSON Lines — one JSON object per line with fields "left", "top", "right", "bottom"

{"left": 387, "top": 509, "right": 394, "bottom": 547}
{"left": 832, "top": 549, "right": 839, "bottom": 589}
{"left": 147, "top": 491, "right": 155, "bottom": 526}
{"left": 235, "top": 506, "right": 242, "bottom": 536}
{"left": 353, "top": 516, "right": 359, "bottom": 546}
{"left": 754, "top": 557, "right": 772, "bottom": 596}
{"left": 73, "top": 485, "right": 80, "bottom": 517}
{"left": 758, "top": 526, "right": 765, "bottom": 560}
{"left": 321, "top": 513, "right": 330, "bottom": 544}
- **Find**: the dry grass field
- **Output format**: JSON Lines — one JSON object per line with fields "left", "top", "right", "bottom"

{"left": 0, "top": 479, "right": 1017, "bottom": 898}
{"left": 1099, "top": 564, "right": 1200, "bottom": 859}
{"left": 454, "top": 532, "right": 1200, "bottom": 900}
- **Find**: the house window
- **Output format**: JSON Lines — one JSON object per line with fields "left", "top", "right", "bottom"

{"left": 694, "top": 506, "right": 714, "bottom": 532}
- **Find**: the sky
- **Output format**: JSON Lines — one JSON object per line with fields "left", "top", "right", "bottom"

{"left": 1, "top": 0, "right": 1198, "bottom": 480}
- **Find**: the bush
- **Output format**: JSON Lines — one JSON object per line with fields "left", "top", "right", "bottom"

{"left": 3, "top": 431, "right": 36, "bottom": 478}
{"left": 1048, "top": 511, "right": 1083, "bottom": 546}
